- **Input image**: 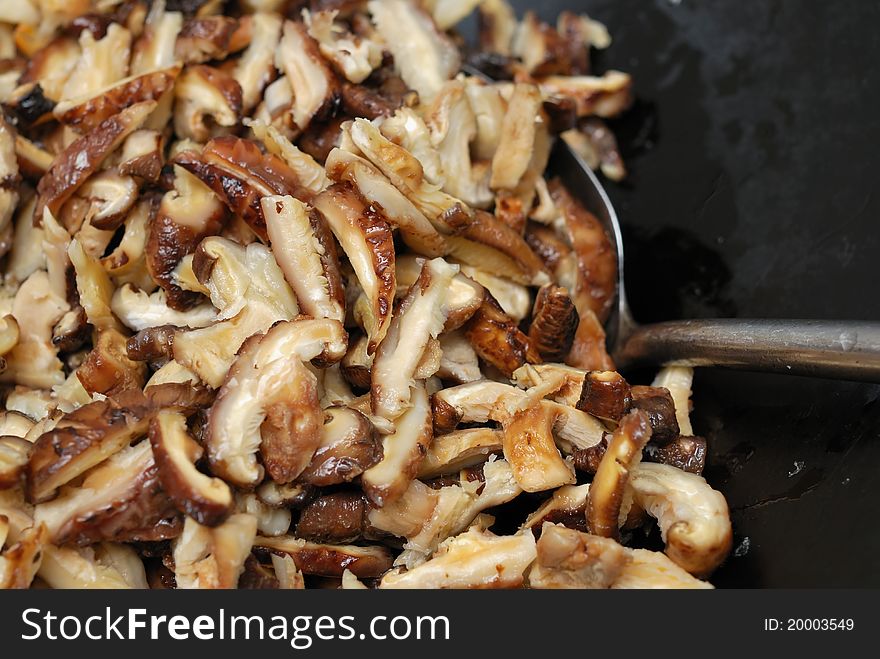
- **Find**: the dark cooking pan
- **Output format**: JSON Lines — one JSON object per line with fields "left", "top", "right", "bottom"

{"left": 497, "top": 0, "right": 880, "bottom": 586}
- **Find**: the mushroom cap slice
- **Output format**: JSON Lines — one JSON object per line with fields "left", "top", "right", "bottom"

{"left": 529, "top": 284, "right": 580, "bottom": 362}
{"left": 233, "top": 11, "right": 282, "bottom": 112}
{"left": 538, "top": 71, "right": 633, "bottom": 118}
{"left": 298, "top": 406, "right": 382, "bottom": 486}
{"left": 612, "top": 547, "right": 713, "bottom": 590}
{"left": 490, "top": 82, "right": 543, "bottom": 190}
{"left": 418, "top": 427, "right": 503, "bottom": 479}
{"left": 502, "top": 402, "right": 576, "bottom": 493}
{"left": 255, "top": 534, "right": 393, "bottom": 579}
{"left": 0, "top": 436, "right": 31, "bottom": 490}
{"left": 173, "top": 514, "right": 258, "bottom": 589}
{"left": 0, "top": 521, "right": 48, "bottom": 589}
{"left": 173, "top": 64, "right": 243, "bottom": 142}
{"left": 463, "top": 295, "right": 542, "bottom": 377}
{"left": 629, "top": 462, "right": 732, "bottom": 577}
{"left": 149, "top": 409, "right": 232, "bottom": 527}
{"left": 529, "top": 522, "right": 628, "bottom": 589}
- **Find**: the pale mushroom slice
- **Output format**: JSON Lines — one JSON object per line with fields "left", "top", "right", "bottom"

{"left": 61, "top": 23, "right": 132, "bottom": 101}
{"left": 380, "top": 527, "right": 536, "bottom": 589}
{"left": 528, "top": 523, "right": 629, "bottom": 589}
{"left": 490, "top": 82, "right": 543, "bottom": 191}
{"left": 394, "top": 256, "right": 485, "bottom": 330}
{"left": 368, "top": 0, "right": 460, "bottom": 101}
{"left": 37, "top": 543, "right": 141, "bottom": 589}
{"left": 111, "top": 284, "right": 218, "bottom": 333}
{"left": 275, "top": 19, "right": 340, "bottom": 133}
{"left": 255, "top": 535, "right": 393, "bottom": 579}
{"left": 629, "top": 462, "right": 732, "bottom": 577}
{"left": 379, "top": 107, "right": 445, "bottom": 186}
{"left": 458, "top": 264, "right": 530, "bottom": 320}
{"left": 361, "top": 381, "right": 432, "bottom": 507}
{"left": 586, "top": 409, "right": 652, "bottom": 540}
{"left": 248, "top": 120, "right": 329, "bottom": 194}
{"left": 431, "top": 379, "right": 527, "bottom": 434}
{"left": 260, "top": 195, "right": 345, "bottom": 323}
{"left": 437, "top": 331, "right": 482, "bottom": 384}
{"left": 612, "top": 548, "right": 713, "bottom": 590}
{"left": 0, "top": 437, "right": 31, "bottom": 490}
{"left": 538, "top": 71, "right": 633, "bottom": 118}
{"left": 298, "top": 406, "right": 382, "bottom": 487}
{"left": 235, "top": 492, "right": 291, "bottom": 537}
{"left": 149, "top": 409, "right": 232, "bottom": 527}
{"left": 234, "top": 11, "right": 283, "bottom": 112}
{"left": 305, "top": 9, "right": 382, "bottom": 84}
{"left": 0, "top": 522, "right": 48, "bottom": 589}
{"left": 502, "top": 402, "right": 576, "bottom": 493}
{"left": 0, "top": 118, "right": 19, "bottom": 249}
{"left": 68, "top": 238, "right": 123, "bottom": 333}
{"left": 512, "top": 363, "right": 587, "bottom": 407}
{"left": 205, "top": 318, "right": 347, "bottom": 487}
{"left": 313, "top": 182, "right": 396, "bottom": 353}
{"left": 325, "top": 148, "right": 446, "bottom": 257}
{"left": 0, "top": 411, "right": 34, "bottom": 439}
{"left": 371, "top": 257, "right": 459, "bottom": 420}
{"left": 173, "top": 514, "right": 258, "bottom": 589}
{"left": 478, "top": 0, "right": 517, "bottom": 54}
{"left": 173, "top": 64, "right": 243, "bottom": 142}
{"left": 652, "top": 365, "right": 694, "bottom": 436}
{"left": 417, "top": 427, "right": 503, "bottom": 478}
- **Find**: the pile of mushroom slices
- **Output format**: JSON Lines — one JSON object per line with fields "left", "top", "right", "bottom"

{"left": 0, "top": 0, "right": 731, "bottom": 590}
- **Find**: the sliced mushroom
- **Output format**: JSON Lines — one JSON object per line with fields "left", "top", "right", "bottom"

{"left": 313, "top": 182, "right": 395, "bottom": 352}
{"left": 255, "top": 481, "right": 313, "bottom": 509}
{"left": 0, "top": 118, "right": 19, "bottom": 252}
{"left": 477, "top": 0, "right": 517, "bottom": 55}
{"left": 233, "top": 11, "right": 282, "bottom": 112}
{"left": 173, "top": 64, "right": 243, "bottom": 142}
{"left": 305, "top": 9, "right": 382, "bottom": 84}
{"left": 371, "top": 257, "right": 458, "bottom": 420}
{"left": 236, "top": 492, "right": 291, "bottom": 537}
{"left": 490, "top": 82, "right": 543, "bottom": 191}
{"left": 255, "top": 535, "right": 393, "bottom": 578}
{"left": 14, "top": 134, "right": 55, "bottom": 180}
{"left": 379, "top": 106, "right": 444, "bottom": 186}
{"left": 463, "top": 295, "right": 541, "bottom": 377}
{"left": 529, "top": 523, "right": 628, "bottom": 589}
{"left": 298, "top": 406, "right": 382, "bottom": 486}
{"left": 437, "top": 331, "right": 482, "bottom": 384}
{"left": 118, "top": 129, "right": 164, "bottom": 182}
{"left": 460, "top": 210, "right": 549, "bottom": 285}
{"left": 54, "top": 65, "right": 180, "bottom": 134}
{"left": 431, "top": 379, "right": 525, "bottom": 434}
{"left": 631, "top": 385, "right": 680, "bottom": 445}
{"left": 205, "top": 318, "right": 347, "bottom": 487}
{"left": 111, "top": 284, "right": 218, "bottom": 333}
{"left": 510, "top": 11, "right": 572, "bottom": 77}
{"left": 17, "top": 36, "right": 80, "bottom": 102}
{"left": 576, "top": 370, "right": 632, "bottom": 423}
{"left": 249, "top": 120, "right": 329, "bottom": 194}
{"left": 295, "top": 491, "right": 372, "bottom": 544}
{"left": 651, "top": 366, "right": 694, "bottom": 437}
{"left": 457, "top": 264, "right": 530, "bottom": 320}
{"left": 612, "top": 547, "right": 713, "bottom": 590}
{"left": 0, "top": 437, "right": 31, "bottom": 490}
{"left": 61, "top": 24, "right": 133, "bottom": 102}
{"left": 260, "top": 195, "right": 345, "bottom": 323}
{"left": 644, "top": 435, "right": 707, "bottom": 475}
{"left": 174, "top": 15, "right": 238, "bottom": 64}
{"left": 68, "top": 238, "right": 121, "bottom": 333}
{"left": 340, "top": 334, "right": 373, "bottom": 390}
{"left": 418, "top": 428, "right": 503, "bottom": 478}
{"left": 562, "top": 117, "right": 626, "bottom": 181}
{"left": 538, "top": 71, "right": 633, "bottom": 118}
{"left": 629, "top": 462, "right": 732, "bottom": 576}
{"left": 0, "top": 411, "right": 35, "bottom": 439}
{"left": 69, "top": 170, "right": 139, "bottom": 232}
{"left": 502, "top": 402, "right": 576, "bottom": 492}
{"left": 173, "top": 514, "right": 257, "bottom": 589}
{"left": 361, "top": 381, "right": 432, "bottom": 507}
{"left": 512, "top": 363, "right": 586, "bottom": 407}
{"left": 37, "top": 543, "right": 142, "bottom": 589}
{"left": 529, "top": 284, "right": 579, "bottom": 361}
{"left": 0, "top": 521, "right": 48, "bottom": 589}
{"left": 585, "top": 409, "right": 652, "bottom": 540}
{"left": 149, "top": 409, "right": 232, "bottom": 527}
{"left": 379, "top": 527, "right": 536, "bottom": 589}
{"left": 35, "top": 100, "right": 156, "bottom": 218}
{"left": 131, "top": 2, "right": 183, "bottom": 75}
{"left": 77, "top": 328, "right": 148, "bottom": 397}
{"left": 522, "top": 483, "right": 590, "bottom": 532}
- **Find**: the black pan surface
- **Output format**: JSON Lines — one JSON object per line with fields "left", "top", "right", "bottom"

{"left": 505, "top": 0, "right": 880, "bottom": 586}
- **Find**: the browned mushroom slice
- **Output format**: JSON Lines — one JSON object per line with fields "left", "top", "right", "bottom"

{"left": 371, "top": 258, "right": 459, "bottom": 420}
{"left": 489, "top": 82, "right": 542, "bottom": 191}
{"left": 437, "top": 331, "right": 482, "bottom": 384}
{"left": 35, "top": 100, "right": 156, "bottom": 219}
{"left": 149, "top": 409, "right": 232, "bottom": 527}
{"left": 69, "top": 170, "right": 139, "bottom": 232}
{"left": 431, "top": 380, "right": 526, "bottom": 434}
{"left": 563, "top": 117, "right": 626, "bottom": 181}
{"left": 32, "top": 439, "right": 179, "bottom": 545}
{"left": 570, "top": 436, "right": 607, "bottom": 475}
{"left": 313, "top": 182, "right": 395, "bottom": 352}
{"left": 368, "top": 0, "right": 459, "bottom": 101}
{"left": 463, "top": 295, "right": 542, "bottom": 378}
{"left": 234, "top": 11, "right": 282, "bottom": 112}
{"left": 529, "top": 522, "right": 629, "bottom": 589}
{"left": 630, "top": 385, "right": 680, "bottom": 444}
{"left": 538, "top": 71, "right": 633, "bottom": 118}
{"left": 418, "top": 428, "right": 503, "bottom": 478}
{"left": 275, "top": 19, "right": 340, "bottom": 133}
{"left": 395, "top": 256, "right": 485, "bottom": 330}
{"left": 0, "top": 437, "right": 31, "bottom": 490}
{"left": 460, "top": 210, "right": 549, "bottom": 285}
{"left": 255, "top": 535, "right": 393, "bottom": 578}
{"left": 325, "top": 148, "right": 446, "bottom": 257}
{"left": 522, "top": 483, "right": 590, "bottom": 533}
{"left": 644, "top": 435, "right": 707, "bottom": 475}
{"left": 612, "top": 547, "right": 713, "bottom": 589}
{"left": 577, "top": 370, "right": 632, "bottom": 423}
{"left": 510, "top": 12, "right": 572, "bottom": 77}
{"left": 299, "top": 406, "right": 381, "bottom": 486}
{"left": 502, "top": 403, "right": 576, "bottom": 492}
{"left": 305, "top": 10, "right": 382, "bottom": 84}
{"left": 651, "top": 366, "right": 694, "bottom": 436}
{"left": 14, "top": 134, "right": 54, "bottom": 180}
{"left": 173, "top": 514, "right": 257, "bottom": 589}
{"left": 295, "top": 491, "right": 373, "bottom": 544}
{"left": 61, "top": 23, "right": 132, "bottom": 101}
{"left": 362, "top": 381, "right": 432, "bottom": 507}
{"left": 77, "top": 328, "right": 148, "bottom": 397}
{"left": 340, "top": 334, "right": 372, "bottom": 390}
{"left": 260, "top": 195, "right": 345, "bottom": 323}
{"left": 174, "top": 15, "right": 238, "bottom": 64}
{"left": 205, "top": 318, "right": 347, "bottom": 487}
{"left": 248, "top": 120, "right": 329, "bottom": 194}
{"left": 173, "top": 64, "right": 243, "bottom": 142}
{"left": 529, "top": 284, "right": 579, "bottom": 361}
{"left": 53, "top": 65, "right": 180, "bottom": 133}
{"left": 118, "top": 129, "right": 164, "bottom": 182}
{"left": 630, "top": 463, "right": 732, "bottom": 576}
{"left": 380, "top": 528, "right": 536, "bottom": 589}
{"left": 125, "top": 324, "right": 177, "bottom": 366}
{"left": 0, "top": 522, "right": 48, "bottom": 589}
{"left": 586, "top": 409, "right": 652, "bottom": 540}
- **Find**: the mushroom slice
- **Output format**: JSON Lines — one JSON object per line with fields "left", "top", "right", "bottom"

{"left": 380, "top": 527, "right": 536, "bottom": 589}
{"left": 371, "top": 257, "right": 459, "bottom": 420}
{"left": 37, "top": 544, "right": 140, "bottom": 589}
{"left": 651, "top": 366, "right": 694, "bottom": 437}
{"left": 149, "top": 410, "right": 232, "bottom": 527}
{"left": 275, "top": 19, "right": 340, "bottom": 133}
{"left": 14, "top": 134, "right": 55, "bottom": 180}
{"left": 644, "top": 435, "right": 707, "bottom": 475}
{"left": 367, "top": 0, "right": 459, "bottom": 101}
{"left": 35, "top": 100, "right": 156, "bottom": 218}
{"left": 295, "top": 491, "right": 372, "bottom": 544}
{"left": 562, "top": 117, "right": 626, "bottom": 181}
{"left": 478, "top": 0, "right": 517, "bottom": 55}
{"left": 538, "top": 71, "right": 633, "bottom": 118}
{"left": 255, "top": 535, "right": 393, "bottom": 578}
{"left": 529, "top": 284, "right": 579, "bottom": 361}
{"left": 77, "top": 328, "right": 148, "bottom": 397}
{"left": 361, "top": 381, "right": 432, "bottom": 507}
{"left": 341, "top": 334, "right": 372, "bottom": 390}
{"left": 261, "top": 195, "right": 345, "bottom": 323}
{"left": 71, "top": 170, "right": 139, "bottom": 232}
{"left": 118, "top": 129, "right": 164, "bottom": 182}
{"left": 460, "top": 211, "right": 550, "bottom": 285}
{"left": 173, "top": 514, "right": 258, "bottom": 589}
{"left": 205, "top": 318, "right": 346, "bottom": 487}
{"left": 175, "top": 15, "right": 238, "bottom": 64}
{"left": 0, "top": 437, "right": 31, "bottom": 490}
{"left": 61, "top": 24, "right": 133, "bottom": 102}
{"left": 174, "top": 64, "right": 243, "bottom": 142}
{"left": 431, "top": 380, "right": 526, "bottom": 434}
{"left": 394, "top": 256, "right": 485, "bottom": 330}
{"left": 111, "top": 284, "right": 218, "bottom": 332}
{"left": 512, "top": 363, "right": 586, "bottom": 407}
{"left": 502, "top": 402, "right": 576, "bottom": 492}
{"left": 630, "top": 462, "right": 732, "bottom": 576}
{"left": 522, "top": 483, "right": 590, "bottom": 532}
{"left": 576, "top": 370, "right": 632, "bottom": 423}
{"left": 458, "top": 264, "right": 530, "bottom": 320}
{"left": 0, "top": 412, "right": 35, "bottom": 439}
{"left": 33, "top": 439, "right": 179, "bottom": 545}
{"left": 234, "top": 11, "right": 282, "bottom": 112}
{"left": 325, "top": 148, "right": 446, "bottom": 257}
{"left": 305, "top": 9, "right": 382, "bottom": 84}
{"left": 68, "top": 238, "right": 122, "bottom": 333}
{"left": 313, "top": 182, "right": 396, "bottom": 352}
{"left": 612, "top": 548, "right": 713, "bottom": 590}
{"left": 380, "top": 107, "right": 445, "bottom": 186}
{"left": 631, "top": 385, "right": 680, "bottom": 444}
{"left": 0, "top": 118, "right": 19, "bottom": 244}
{"left": 0, "top": 314, "right": 19, "bottom": 359}
{"left": 529, "top": 523, "right": 628, "bottom": 589}
{"left": 347, "top": 118, "right": 470, "bottom": 230}
{"left": 236, "top": 493, "right": 291, "bottom": 537}
{"left": 54, "top": 66, "right": 180, "bottom": 133}
{"left": 586, "top": 409, "right": 652, "bottom": 540}
{"left": 131, "top": 1, "right": 183, "bottom": 75}
{"left": 249, "top": 120, "right": 329, "bottom": 194}
{"left": 490, "top": 82, "right": 543, "bottom": 190}
{"left": 298, "top": 406, "right": 382, "bottom": 486}
{"left": 437, "top": 331, "right": 482, "bottom": 384}
{"left": 256, "top": 481, "right": 313, "bottom": 509}
{"left": 418, "top": 428, "right": 503, "bottom": 478}
{"left": 0, "top": 521, "right": 47, "bottom": 589}
{"left": 463, "top": 296, "right": 541, "bottom": 378}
